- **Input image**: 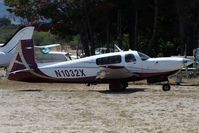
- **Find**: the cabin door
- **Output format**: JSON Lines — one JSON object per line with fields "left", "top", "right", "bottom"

{"left": 124, "top": 53, "right": 142, "bottom": 73}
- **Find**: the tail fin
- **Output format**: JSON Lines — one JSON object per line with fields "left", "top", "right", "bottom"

{"left": 7, "top": 39, "right": 37, "bottom": 74}
{"left": 0, "top": 26, "right": 34, "bottom": 54}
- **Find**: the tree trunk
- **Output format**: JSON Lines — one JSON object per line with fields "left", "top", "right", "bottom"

{"left": 147, "top": 0, "right": 158, "bottom": 53}
{"left": 80, "top": 33, "right": 90, "bottom": 56}
{"left": 88, "top": 25, "right": 95, "bottom": 55}
{"left": 117, "top": 9, "right": 122, "bottom": 48}
{"left": 80, "top": 0, "right": 90, "bottom": 56}
{"left": 195, "top": 7, "right": 199, "bottom": 49}
{"left": 197, "top": 31, "right": 199, "bottom": 48}
{"left": 129, "top": 0, "right": 138, "bottom": 50}
{"left": 106, "top": 19, "right": 110, "bottom": 53}
{"left": 176, "top": 0, "right": 185, "bottom": 56}
{"left": 134, "top": 8, "right": 138, "bottom": 50}
{"left": 82, "top": 0, "right": 95, "bottom": 55}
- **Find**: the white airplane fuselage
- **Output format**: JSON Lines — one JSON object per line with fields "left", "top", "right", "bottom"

{"left": 37, "top": 51, "right": 184, "bottom": 81}
{"left": 8, "top": 47, "right": 189, "bottom": 83}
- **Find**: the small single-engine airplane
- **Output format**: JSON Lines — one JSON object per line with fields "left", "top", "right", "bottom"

{"left": 7, "top": 39, "right": 193, "bottom": 91}
{"left": 0, "top": 26, "right": 34, "bottom": 67}
{"left": 34, "top": 44, "right": 72, "bottom": 63}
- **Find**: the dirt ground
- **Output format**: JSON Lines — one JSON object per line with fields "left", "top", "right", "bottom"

{"left": 0, "top": 77, "right": 199, "bottom": 133}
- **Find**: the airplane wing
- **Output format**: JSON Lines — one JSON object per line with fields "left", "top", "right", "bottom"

{"left": 96, "top": 65, "right": 138, "bottom": 79}
{"left": 34, "top": 44, "right": 61, "bottom": 54}
{"left": 34, "top": 44, "right": 61, "bottom": 48}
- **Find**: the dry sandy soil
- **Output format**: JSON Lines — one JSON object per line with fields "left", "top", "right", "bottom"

{"left": 0, "top": 77, "right": 199, "bottom": 133}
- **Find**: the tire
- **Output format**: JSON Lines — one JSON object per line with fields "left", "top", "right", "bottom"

{"left": 162, "top": 84, "right": 171, "bottom": 91}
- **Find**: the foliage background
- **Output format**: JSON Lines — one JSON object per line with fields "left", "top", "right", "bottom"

{"left": 0, "top": 18, "right": 68, "bottom": 47}
{"left": 2, "top": 0, "right": 199, "bottom": 57}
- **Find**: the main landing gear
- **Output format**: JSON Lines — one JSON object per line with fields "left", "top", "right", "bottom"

{"left": 108, "top": 80, "right": 128, "bottom": 91}
{"left": 162, "top": 84, "right": 171, "bottom": 91}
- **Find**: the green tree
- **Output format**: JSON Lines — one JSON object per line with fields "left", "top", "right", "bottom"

{"left": 5, "top": 0, "right": 199, "bottom": 57}
{"left": 0, "top": 18, "right": 11, "bottom": 27}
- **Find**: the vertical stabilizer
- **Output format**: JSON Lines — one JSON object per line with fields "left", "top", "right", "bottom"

{"left": 0, "top": 26, "right": 34, "bottom": 54}
{"left": 7, "top": 39, "right": 37, "bottom": 73}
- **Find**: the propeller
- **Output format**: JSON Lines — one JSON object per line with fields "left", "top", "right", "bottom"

{"left": 183, "top": 58, "right": 194, "bottom": 66}
{"left": 176, "top": 44, "right": 194, "bottom": 84}
{"left": 176, "top": 46, "right": 198, "bottom": 84}
{"left": 176, "top": 58, "right": 194, "bottom": 84}
{"left": 184, "top": 43, "right": 189, "bottom": 79}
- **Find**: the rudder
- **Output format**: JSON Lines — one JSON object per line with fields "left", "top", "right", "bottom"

{"left": 7, "top": 39, "right": 37, "bottom": 74}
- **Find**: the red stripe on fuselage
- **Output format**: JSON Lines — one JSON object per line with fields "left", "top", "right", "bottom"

{"left": 8, "top": 68, "right": 97, "bottom": 83}
{"left": 137, "top": 70, "right": 179, "bottom": 78}
{"left": 100, "top": 65, "right": 124, "bottom": 69}
{"left": 8, "top": 68, "right": 179, "bottom": 83}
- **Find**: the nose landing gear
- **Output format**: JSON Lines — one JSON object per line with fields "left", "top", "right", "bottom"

{"left": 162, "top": 84, "right": 171, "bottom": 91}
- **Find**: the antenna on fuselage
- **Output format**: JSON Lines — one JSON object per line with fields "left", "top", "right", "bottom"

{"left": 114, "top": 44, "right": 123, "bottom": 52}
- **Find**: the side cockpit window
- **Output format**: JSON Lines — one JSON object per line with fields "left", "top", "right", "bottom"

{"left": 96, "top": 55, "right": 121, "bottom": 65}
{"left": 138, "top": 52, "right": 150, "bottom": 61}
{"left": 125, "top": 54, "right": 136, "bottom": 63}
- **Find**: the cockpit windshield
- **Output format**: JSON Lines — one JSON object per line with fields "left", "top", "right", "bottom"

{"left": 138, "top": 52, "right": 150, "bottom": 61}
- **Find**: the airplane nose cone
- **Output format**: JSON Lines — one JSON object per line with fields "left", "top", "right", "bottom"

{"left": 183, "top": 58, "right": 194, "bottom": 66}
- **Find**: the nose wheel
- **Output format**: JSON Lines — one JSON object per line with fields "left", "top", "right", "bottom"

{"left": 162, "top": 84, "right": 171, "bottom": 91}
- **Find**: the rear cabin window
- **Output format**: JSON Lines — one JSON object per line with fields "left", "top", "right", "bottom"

{"left": 96, "top": 55, "right": 121, "bottom": 65}
{"left": 125, "top": 54, "right": 136, "bottom": 63}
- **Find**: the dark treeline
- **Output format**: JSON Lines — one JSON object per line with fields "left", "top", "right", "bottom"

{"left": 0, "top": 18, "right": 64, "bottom": 46}
{"left": 4, "top": 0, "right": 199, "bottom": 57}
